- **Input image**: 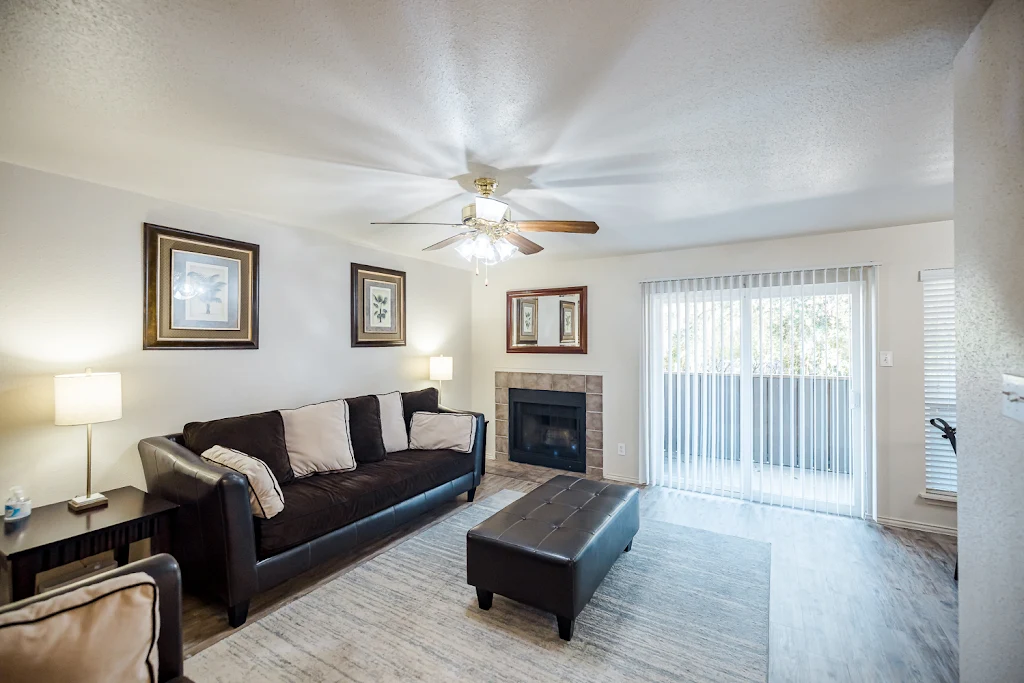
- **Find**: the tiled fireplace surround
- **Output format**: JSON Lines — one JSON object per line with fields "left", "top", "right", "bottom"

{"left": 494, "top": 371, "right": 604, "bottom": 479}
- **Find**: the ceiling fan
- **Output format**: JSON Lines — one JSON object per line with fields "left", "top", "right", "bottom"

{"left": 371, "top": 178, "right": 599, "bottom": 277}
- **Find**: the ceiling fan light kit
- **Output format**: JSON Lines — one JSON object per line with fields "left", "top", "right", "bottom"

{"left": 371, "top": 177, "right": 600, "bottom": 284}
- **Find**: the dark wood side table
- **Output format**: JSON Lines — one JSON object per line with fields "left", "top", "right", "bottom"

{"left": 0, "top": 486, "right": 177, "bottom": 602}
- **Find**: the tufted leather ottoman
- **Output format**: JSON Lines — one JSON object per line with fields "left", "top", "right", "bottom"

{"left": 466, "top": 475, "right": 640, "bottom": 640}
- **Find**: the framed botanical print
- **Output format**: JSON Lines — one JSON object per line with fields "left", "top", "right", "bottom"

{"left": 143, "top": 224, "right": 259, "bottom": 349}
{"left": 517, "top": 297, "right": 539, "bottom": 344}
{"left": 351, "top": 263, "right": 406, "bottom": 347}
{"left": 560, "top": 299, "right": 577, "bottom": 344}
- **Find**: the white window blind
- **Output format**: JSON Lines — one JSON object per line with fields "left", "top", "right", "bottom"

{"left": 921, "top": 268, "right": 957, "bottom": 494}
{"left": 641, "top": 266, "right": 877, "bottom": 519}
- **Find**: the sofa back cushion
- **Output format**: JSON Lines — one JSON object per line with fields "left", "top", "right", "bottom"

{"left": 409, "top": 411, "right": 477, "bottom": 453}
{"left": 401, "top": 387, "right": 439, "bottom": 430}
{"left": 280, "top": 399, "right": 357, "bottom": 477}
{"left": 0, "top": 572, "right": 159, "bottom": 683}
{"left": 184, "top": 411, "right": 294, "bottom": 484}
{"left": 345, "top": 395, "right": 386, "bottom": 463}
{"left": 201, "top": 445, "right": 285, "bottom": 519}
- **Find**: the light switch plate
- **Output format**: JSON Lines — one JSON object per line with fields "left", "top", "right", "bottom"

{"left": 1002, "top": 374, "right": 1024, "bottom": 423}
{"left": 617, "top": 443, "right": 626, "bottom": 456}
{"left": 880, "top": 351, "right": 893, "bottom": 367}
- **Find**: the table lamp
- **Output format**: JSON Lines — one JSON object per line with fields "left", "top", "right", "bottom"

{"left": 429, "top": 355, "right": 453, "bottom": 404}
{"left": 54, "top": 368, "right": 122, "bottom": 512}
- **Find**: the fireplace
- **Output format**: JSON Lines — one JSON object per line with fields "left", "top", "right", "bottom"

{"left": 508, "top": 388, "right": 587, "bottom": 472}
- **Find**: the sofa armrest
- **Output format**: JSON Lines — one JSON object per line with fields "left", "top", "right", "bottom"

{"left": 438, "top": 407, "right": 487, "bottom": 483}
{"left": 0, "top": 554, "right": 184, "bottom": 682}
{"left": 138, "top": 436, "right": 259, "bottom": 610}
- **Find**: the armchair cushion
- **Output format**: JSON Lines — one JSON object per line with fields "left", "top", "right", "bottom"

{"left": 0, "top": 571, "right": 159, "bottom": 683}
{"left": 184, "top": 410, "right": 294, "bottom": 484}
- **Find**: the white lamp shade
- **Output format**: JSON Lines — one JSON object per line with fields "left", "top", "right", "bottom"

{"left": 54, "top": 371, "right": 122, "bottom": 425}
{"left": 429, "top": 356, "right": 453, "bottom": 382}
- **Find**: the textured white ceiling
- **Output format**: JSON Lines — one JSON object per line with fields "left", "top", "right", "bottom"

{"left": 0, "top": 0, "right": 989, "bottom": 266}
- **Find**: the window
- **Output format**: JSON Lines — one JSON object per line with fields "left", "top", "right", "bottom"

{"left": 922, "top": 269, "right": 956, "bottom": 495}
{"left": 640, "top": 267, "right": 877, "bottom": 519}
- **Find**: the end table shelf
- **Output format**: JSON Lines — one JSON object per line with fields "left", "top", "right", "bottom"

{"left": 0, "top": 486, "right": 177, "bottom": 602}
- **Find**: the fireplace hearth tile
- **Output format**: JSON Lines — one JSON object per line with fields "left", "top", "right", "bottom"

{"left": 495, "top": 371, "right": 602, "bottom": 472}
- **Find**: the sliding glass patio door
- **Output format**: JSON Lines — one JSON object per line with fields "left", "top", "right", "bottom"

{"left": 640, "top": 267, "right": 876, "bottom": 519}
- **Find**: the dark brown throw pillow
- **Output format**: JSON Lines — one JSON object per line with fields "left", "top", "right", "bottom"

{"left": 401, "top": 387, "right": 439, "bottom": 430}
{"left": 345, "top": 395, "right": 386, "bottom": 463}
{"left": 183, "top": 411, "right": 294, "bottom": 485}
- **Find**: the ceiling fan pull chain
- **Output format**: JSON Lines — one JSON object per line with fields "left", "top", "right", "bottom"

{"left": 485, "top": 261, "right": 489, "bottom": 287}
{"left": 475, "top": 257, "right": 479, "bottom": 276}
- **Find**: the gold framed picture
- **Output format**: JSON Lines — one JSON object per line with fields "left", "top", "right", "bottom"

{"left": 560, "top": 299, "right": 577, "bottom": 344}
{"left": 351, "top": 263, "right": 406, "bottom": 347}
{"left": 517, "top": 297, "right": 539, "bottom": 344}
{"left": 143, "top": 223, "right": 259, "bottom": 349}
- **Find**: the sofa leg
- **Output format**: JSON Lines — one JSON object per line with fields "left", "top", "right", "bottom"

{"left": 624, "top": 540, "right": 633, "bottom": 553}
{"left": 557, "top": 615, "right": 575, "bottom": 641}
{"left": 467, "top": 487, "right": 477, "bottom": 502}
{"left": 227, "top": 600, "right": 250, "bottom": 628}
{"left": 476, "top": 587, "right": 493, "bottom": 610}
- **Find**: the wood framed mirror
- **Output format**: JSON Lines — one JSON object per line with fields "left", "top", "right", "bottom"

{"left": 506, "top": 286, "right": 588, "bottom": 354}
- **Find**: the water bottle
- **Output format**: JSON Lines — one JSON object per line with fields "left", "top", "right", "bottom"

{"left": 4, "top": 486, "right": 31, "bottom": 521}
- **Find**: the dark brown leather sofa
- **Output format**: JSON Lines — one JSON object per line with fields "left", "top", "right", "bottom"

{"left": 139, "top": 404, "right": 485, "bottom": 627}
{"left": 0, "top": 553, "right": 190, "bottom": 682}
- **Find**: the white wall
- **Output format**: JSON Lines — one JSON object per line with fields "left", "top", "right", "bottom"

{"left": 0, "top": 163, "right": 473, "bottom": 507}
{"left": 472, "top": 221, "right": 956, "bottom": 531}
{"left": 954, "top": 1, "right": 1024, "bottom": 679}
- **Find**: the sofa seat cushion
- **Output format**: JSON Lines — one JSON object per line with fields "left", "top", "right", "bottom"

{"left": 257, "top": 449, "right": 474, "bottom": 557}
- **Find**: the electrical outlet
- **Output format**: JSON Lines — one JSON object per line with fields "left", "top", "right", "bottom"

{"left": 617, "top": 443, "right": 626, "bottom": 456}
{"left": 880, "top": 351, "right": 893, "bottom": 367}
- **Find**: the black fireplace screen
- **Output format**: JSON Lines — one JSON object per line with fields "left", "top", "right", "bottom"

{"left": 508, "top": 388, "right": 586, "bottom": 472}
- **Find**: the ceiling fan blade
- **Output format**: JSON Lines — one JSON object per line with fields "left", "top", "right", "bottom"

{"left": 514, "top": 220, "right": 599, "bottom": 234}
{"left": 371, "top": 222, "right": 465, "bottom": 226}
{"left": 422, "top": 232, "right": 474, "bottom": 252}
{"left": 506, "top": 233, "right": 544, "bottom": 255}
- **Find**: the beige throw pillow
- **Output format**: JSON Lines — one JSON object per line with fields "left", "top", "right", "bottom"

{"left": 202, "top": 445, "right": 285, "bottom": 519}
{"left": 377, "top": 391, "right": 409, "bottom": 453}
{"left": 280, "top": 399, "right": 357, "bottom": 476}
{"left": 409, "top": 411, "right": 477, "bottom": 453}
{"left": 0, "top": 571, "right": 159, "bottom": 683}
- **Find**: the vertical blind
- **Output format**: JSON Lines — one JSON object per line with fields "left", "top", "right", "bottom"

{"left": 641, "top": 266, "right": 877, "bottom": 519}
{"left": 922, "top": 268, "right": 957, "bottom": 494}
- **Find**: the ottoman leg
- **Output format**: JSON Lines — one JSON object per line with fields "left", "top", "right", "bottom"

{"left": 476, "top": 587, "right": 493, "bottom": 610}
{"left": 624, "top": 539, "right": 633, "bottom": 552}
{"left": 557, "top": 616, "right": 575, "bottom": 641}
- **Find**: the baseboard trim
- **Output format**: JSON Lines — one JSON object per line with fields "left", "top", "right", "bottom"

{"left": 603, "top": 473, "right": 641, "bottom": 484}
{"left": 876, "top": 515, "right": 957, "bottom": 537}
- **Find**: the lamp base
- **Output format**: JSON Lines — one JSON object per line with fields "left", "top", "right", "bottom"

{"left": 68, "top": 492, "right": 108, "bottom": 513}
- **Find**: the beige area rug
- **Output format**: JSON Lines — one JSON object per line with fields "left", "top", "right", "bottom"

{"left": 187, "top": 490, "right": 770, "bottom": 682}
